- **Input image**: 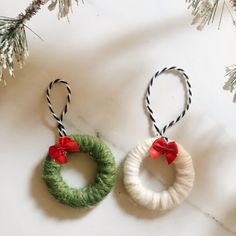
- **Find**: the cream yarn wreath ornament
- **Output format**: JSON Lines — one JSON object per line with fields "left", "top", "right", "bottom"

{"left": 123, "top": 67, "right": 195, "bottom": 211}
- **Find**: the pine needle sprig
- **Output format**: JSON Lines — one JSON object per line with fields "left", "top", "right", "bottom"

{"left": 0, "top": 18, "right": 27, "bottom": 82}
{"left": 46, "top": 0, "right": 79, "bottom": 19}
{"left": 187, "top": 0, "right": 236, "bottom": 30}
{"left": 187, "top": 0, "right": 220, "bottom": 30}
{"left": 0, "top": 0, "right": 44, "bottom": 82}
{"left": 224, "top": 65, "right": 236, "bottom": 102}
{"left": 0, "top": 0, "right": 80, "bottom": 82}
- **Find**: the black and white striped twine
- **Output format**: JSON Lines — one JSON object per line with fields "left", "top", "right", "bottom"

{"left": 46, "top": 79, "right": 72, "bottom": 137}
{"left": 146, "top": 66, "right": 192, "bottom": 141}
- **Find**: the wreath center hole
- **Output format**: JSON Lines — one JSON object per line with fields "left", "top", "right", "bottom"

{"left": 140, "top": 155, "right": 176, "bottom": 192}
{"left": 61, "top": 152, "right": 97, "bottom": 188}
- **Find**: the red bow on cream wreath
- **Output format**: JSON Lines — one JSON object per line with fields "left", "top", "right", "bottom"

{"left": 149, "top": 138, "right": 178, "bottom": 165}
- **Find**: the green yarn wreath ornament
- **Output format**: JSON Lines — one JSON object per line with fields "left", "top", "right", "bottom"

{"left": 43, "top": 79, "right": 116, "bottom": 208}
{"left": 43, "top": 134, "right": 116, "bottom": 208}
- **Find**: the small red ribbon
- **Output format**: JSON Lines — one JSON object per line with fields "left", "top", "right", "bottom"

{"left": 48, "top": 136, "right": 79, "bottom": 164}
{"left": 148, "top": 138, "right": 178, "bottom": 165}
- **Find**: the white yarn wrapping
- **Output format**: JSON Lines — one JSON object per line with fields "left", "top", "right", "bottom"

{"left": 123, "top": 137, "right": 195, "bottom": 211}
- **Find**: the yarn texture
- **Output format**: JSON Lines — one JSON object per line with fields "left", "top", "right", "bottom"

{"left": 43, "top": 134, "right": 116, "bottom": 208}
{"left": 124, "top": 137, "right": 195, "bottom": 211}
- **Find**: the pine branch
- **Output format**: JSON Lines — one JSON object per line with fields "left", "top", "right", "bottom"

{"left": 18, "top": 0, "right": 45, "bottom": 22}
{"left": 0, "top": 0, "right": 80, "bottom": 82}
{"left": 0, "top": 0, "right": 45, "bottom": 82}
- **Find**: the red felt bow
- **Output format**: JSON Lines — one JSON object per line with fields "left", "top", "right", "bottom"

{"left": 48, "top": 136, "right": 79, "bottom": 164}
{"left": 149, "top": 138, "right": 178, "bottom": 165}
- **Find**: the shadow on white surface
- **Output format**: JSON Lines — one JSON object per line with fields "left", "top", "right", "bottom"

{"left": 174, "top": 115, "right": 236, "bottom": 235}
{"left": 222, "top": 207, "right": 236, "bottom": 235}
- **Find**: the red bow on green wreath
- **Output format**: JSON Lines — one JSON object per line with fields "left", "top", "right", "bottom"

{"left": 48, "top": 136, "right": 79, "bottom": 164}
{"left": 149, "top": 138, "right": 178, "bottom": 165}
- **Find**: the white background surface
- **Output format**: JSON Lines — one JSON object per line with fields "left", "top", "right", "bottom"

{"left": 1, "top": 0, "right": 236, "bottom": 235}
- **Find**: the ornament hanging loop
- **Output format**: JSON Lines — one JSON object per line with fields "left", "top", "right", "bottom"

{"left": 146, "top": 66, "right": 192, "bottom": 141}
{"left": 46, "top": 79, "right": 72, "bottom": 137}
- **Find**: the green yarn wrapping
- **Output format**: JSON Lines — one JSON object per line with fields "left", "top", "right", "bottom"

{"left": 42, "top": 135, "right": 116, "bottom": 208}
